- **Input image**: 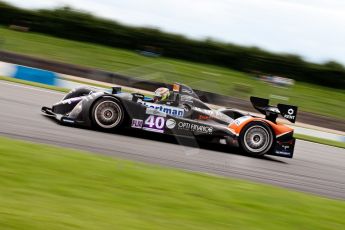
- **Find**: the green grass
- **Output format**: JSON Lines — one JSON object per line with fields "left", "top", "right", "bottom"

{"left": 295, "top": 134, "right": 345, "bottom": 149}
{"left": 0, "top": 136, "right": 344, "bottom": 230}
{"left": 0, "top": 27, "right": 344, "bottom": 119}
{"left": 0, "top": 76, "right": 69, "bottom": 93}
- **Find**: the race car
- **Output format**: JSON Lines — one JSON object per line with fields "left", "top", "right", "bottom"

{"left": 42, "top": 83, "right": 298, "bottom": 158}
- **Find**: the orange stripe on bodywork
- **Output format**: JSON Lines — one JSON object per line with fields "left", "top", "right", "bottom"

{"left": 228, "top": 116, "right": 256, "bottom": 135}
{"left": 265, "top": 120, "right": 293, "bottom": 136}
{"left": 228, "top": 117, "right": 293, "bottom": 136}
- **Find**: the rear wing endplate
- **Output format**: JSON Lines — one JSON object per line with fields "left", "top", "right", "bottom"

{"left": 250, "top": 96, "right": 298, "bottom": 123}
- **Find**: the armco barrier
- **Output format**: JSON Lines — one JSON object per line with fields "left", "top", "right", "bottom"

{"left": 0, "top": 50, "right": 344, "bottom": 132}
{"left": 14, "top": 65, "right": 57, "bottom": 85}
{"left": 0, "top": 61, "right": 58, "bottom": 85}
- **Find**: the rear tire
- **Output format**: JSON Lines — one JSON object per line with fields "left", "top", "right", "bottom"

{"left": 91, "top": 98, "right": 124, "bottom": 129}
{"left": 239, "top": 121, "right": 274, "bottom": 156}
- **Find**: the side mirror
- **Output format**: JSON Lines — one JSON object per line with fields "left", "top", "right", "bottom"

{"left": 112, "top": 87, "right": 121, "bottom": 94}
{"left": 132, "top": 93, "right": 145, "bottom": 102}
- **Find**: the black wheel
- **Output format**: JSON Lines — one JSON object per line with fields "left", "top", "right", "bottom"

{"left": 239, "top": 121, "right": 274, "bottom": 156}
{"left": 91, "top": 98, "right": 124, "bottom": 129}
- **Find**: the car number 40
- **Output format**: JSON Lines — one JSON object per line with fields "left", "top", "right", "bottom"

{"left": 144, "top": 115, "right": 165, "bottom": 131}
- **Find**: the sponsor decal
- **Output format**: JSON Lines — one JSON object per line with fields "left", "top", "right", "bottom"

{"left": 131, "top": 119, "right": 143, "bottom": 129}
{"left": 139, "top": 101, "right": 184, "bottom": 117}
{"left": 182, "top": 88, "right": 193, "bottom": 94}
{"left": 275, "top": 140, "right": 294, "bottom": 156}
{"left": 146, "top": 107, "right": 167, "bottom": 117}
{"left": 284, "top": 108, "right": 295, "bottom": 120}
{"left": 198, "top": 114, "right": 210, "bottom": 120}
{"left": 143, "top": 115, "right": 165, "bottom": 133}
{"left": 166, "top": 119, "right": 176, "bottom": 129}
{"left": 275, "top": 151, "right": 291, "bottom": 156}
{"left": 282, "top": 144, "right": 290, "bottom": 151}
{"left": 234, "top": 116, "right": 252, "bottom": 126}
{"left": 194, "top": 107, "right": 229, "bottom": 121}
{"left": 177, "top": 121, "right": 213, "bottom": 134}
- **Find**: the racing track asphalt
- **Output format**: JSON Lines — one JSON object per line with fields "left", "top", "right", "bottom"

{"left": 1, "top": 80, "right": 345, "bottom": 200}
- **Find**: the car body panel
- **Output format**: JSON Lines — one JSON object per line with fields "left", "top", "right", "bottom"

{"left": 42, "top": 83, "right": 297, "bottom": 158}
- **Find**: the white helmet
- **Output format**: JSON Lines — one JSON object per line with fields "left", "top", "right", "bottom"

{"left": 154, "top": 87, "right": 170, "bottom": 102}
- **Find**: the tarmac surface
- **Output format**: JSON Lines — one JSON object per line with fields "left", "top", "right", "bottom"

{"left": 1, "top": 80, "right": 345, "bottom": 199}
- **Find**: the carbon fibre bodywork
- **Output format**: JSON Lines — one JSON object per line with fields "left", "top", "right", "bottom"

{"left": 42, "top": 83, "right": 296, "bottom": 158}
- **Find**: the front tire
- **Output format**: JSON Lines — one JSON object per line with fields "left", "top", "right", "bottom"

{"left": 91, "top": 98, "right": 124, "bottom": 129}
{"left": 239, "top": 121, "right": 274, "bottom": 156}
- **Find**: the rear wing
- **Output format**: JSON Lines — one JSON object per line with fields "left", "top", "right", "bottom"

{"left": 250, "top": 97, "right": 298, "bottom": 123}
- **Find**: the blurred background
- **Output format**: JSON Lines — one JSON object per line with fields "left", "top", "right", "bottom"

{"left": 0, "top": 0, "right": 344, "bottom": 127}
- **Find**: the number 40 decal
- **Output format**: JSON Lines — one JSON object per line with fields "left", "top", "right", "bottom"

{"left": 143, "top": 115, "right": 165, "bottom": 133}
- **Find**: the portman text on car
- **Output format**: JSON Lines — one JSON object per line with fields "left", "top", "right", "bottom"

{"left": 42, "top": 83, "right": 297, "bottom": 158}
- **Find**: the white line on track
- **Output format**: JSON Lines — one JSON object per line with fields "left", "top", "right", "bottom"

{"left": 0, "top": 80, "right": 64, "bottom": 95}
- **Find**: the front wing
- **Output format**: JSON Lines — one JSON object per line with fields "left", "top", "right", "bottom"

{"left": 41, "top": 106, "right": 79, "bottom": 125}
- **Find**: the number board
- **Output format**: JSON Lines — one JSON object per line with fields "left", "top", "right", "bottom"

{"left": 143, "top": 115, "right": 165, "bottom": 133}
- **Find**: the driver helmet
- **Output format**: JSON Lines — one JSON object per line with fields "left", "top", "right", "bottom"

{"left": 154, "top": 87, "right": 170, "bottom": 102}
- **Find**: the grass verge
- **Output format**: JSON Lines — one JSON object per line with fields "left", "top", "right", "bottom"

{"left": 1, "top": 76, "right": 344, "bottom": 149}
{"left": 1, "top": 27, "right": 344, "bottom": 119}
{"left": 0, "top": 76, "right": 69, "bottom": 93}
{"left": 0, "top": 136, "right": 344, "bottom": 230}
{"left": 295, "top": 134, "right": 345, "bottom": 149}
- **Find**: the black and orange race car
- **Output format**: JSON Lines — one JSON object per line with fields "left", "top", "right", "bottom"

{"left": 42, "top": 83, "right": 297, "bottom": 158}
